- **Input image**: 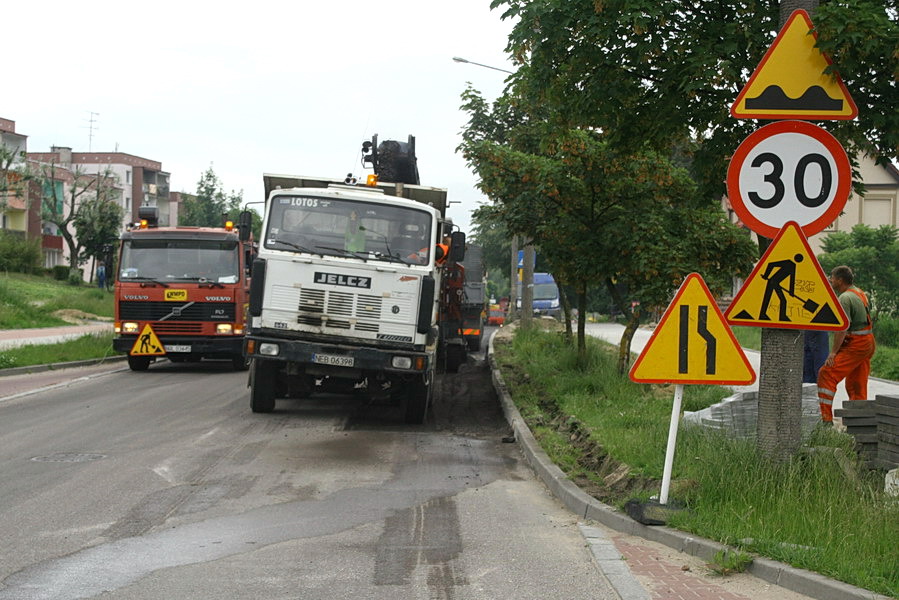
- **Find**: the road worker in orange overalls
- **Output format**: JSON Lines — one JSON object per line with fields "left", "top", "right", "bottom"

{"left": 817, "top": 265, "right": 876, "bottom": 423}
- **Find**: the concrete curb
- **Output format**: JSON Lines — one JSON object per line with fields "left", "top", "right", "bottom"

{"left": 0, "top": 355, "right": 128, "bottom": 378}
{"left": 487, "top": 333, "right": 892, "bottom": 600}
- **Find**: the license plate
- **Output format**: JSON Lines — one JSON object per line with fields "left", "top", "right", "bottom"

{"left": 313, "top": 353, "right": 354, "bottom": 367}
{"left": 165, "top": 345, "right": 191, "bottom": 353}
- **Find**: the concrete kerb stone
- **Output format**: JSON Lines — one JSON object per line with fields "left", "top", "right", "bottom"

{"left": 487, "top": 332, "right": 894, "bottom": 600}
{"left": 0, "top": 355, "right": 127, "bottom": 378}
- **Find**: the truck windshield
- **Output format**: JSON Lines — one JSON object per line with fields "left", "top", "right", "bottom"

{"left": 264, "top": 195, "right": 432, "bottom": 264}
{"left": 120, "top": 239, "right": 240, "bottom": 283}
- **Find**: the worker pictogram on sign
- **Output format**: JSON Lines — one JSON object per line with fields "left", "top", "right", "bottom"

{"left": 725, "top": 221, "right": 848, "bottom": 330}
{"left": 629, "top": 273, "right": 756, "bottom": 385}
{"left": 731, "top": 10, "right": 857, "bottom": 120}
{"left": 130, "top": 324, "right": 166, "bottom": 356}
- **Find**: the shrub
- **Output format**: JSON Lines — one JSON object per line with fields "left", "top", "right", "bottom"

{"left": 51, "top": 265, "right": 69, "bottom": 281}
{"left": 874, "top": 314, "right": 899, "bottom": 348}
{"left": 0, "top": 231, "right": 42, "bottom": 273}
{"left": 872, "top": 345, "right": 899, "bottom": 380}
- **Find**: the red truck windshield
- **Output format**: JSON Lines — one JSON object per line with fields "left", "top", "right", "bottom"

{"left": 120, "top": 239, "right": 240, "bottom": 283}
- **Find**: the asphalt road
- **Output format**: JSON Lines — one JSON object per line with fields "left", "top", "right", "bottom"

{"left": 0, "top": 347, "right": 621, "bottom": 600}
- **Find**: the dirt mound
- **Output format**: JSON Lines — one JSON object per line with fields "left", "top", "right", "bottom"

{"left": 52, "top": 309, "right": 111, "bottom": 324}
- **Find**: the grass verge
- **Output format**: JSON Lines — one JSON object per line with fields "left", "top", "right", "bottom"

{"left": 0, "top": 333, "right": 122, "bottom": 370}
{"left": 0, "top": 273, "right": 113, "bottom": 329}
{"left": 732, "top": 325, "right": 898, "bottom": 380}
{"left": 494, "top": 324, "right": 899, "bottom": 598}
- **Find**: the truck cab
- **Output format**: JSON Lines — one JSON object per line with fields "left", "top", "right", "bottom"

{"left": 243, "top": 174, "right": 465, "bottom": 423}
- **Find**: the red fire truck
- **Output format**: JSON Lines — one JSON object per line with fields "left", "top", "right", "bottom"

{"left": 113, "top": 207, "right": 256, "bottom": 371}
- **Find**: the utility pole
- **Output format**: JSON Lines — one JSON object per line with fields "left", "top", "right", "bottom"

{"left": 508, "top": 236, "right": 519, "bottom": 321}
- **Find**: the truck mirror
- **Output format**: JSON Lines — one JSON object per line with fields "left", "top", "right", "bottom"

{"left": 450, "top": 231, "right": 466, "bottom": 262}
{"left": 238, "top": 210, "right": 253, "bottom": 242}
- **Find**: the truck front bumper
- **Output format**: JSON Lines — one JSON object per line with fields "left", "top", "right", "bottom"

{"left": 244, "top": 335, "right": 431, "bottom": 375}
{"left": 113, "top": 336, "right": 244, "bottom": 356}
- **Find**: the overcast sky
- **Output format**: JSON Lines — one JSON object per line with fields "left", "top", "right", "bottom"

{"left": 4, "top": 1, "right": 516, "bottom": 234}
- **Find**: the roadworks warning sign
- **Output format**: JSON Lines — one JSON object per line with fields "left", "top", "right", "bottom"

{"left": 130, "top": 324, "right": 166, "bottom": 356}
{"left": 724, "top": 222, "right": 848, "bottom": 330}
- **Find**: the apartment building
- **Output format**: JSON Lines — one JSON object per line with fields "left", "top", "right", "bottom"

{"left": 2, "top": 117, "right": 178, "bottom": 274}
{"left": 26, "top": 147, "right": 177, "bottom": 229}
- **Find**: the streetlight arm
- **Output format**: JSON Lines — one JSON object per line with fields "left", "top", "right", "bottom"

{"left": 452, "top": 57, "right": 513, "bottom": 74}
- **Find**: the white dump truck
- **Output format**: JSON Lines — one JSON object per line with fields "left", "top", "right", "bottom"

{"left": 243, "top": 136, "right": 467, "bottom": 423}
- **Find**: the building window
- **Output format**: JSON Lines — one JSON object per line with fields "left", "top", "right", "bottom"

{"left": 126, "top": 170, "right": 131, "bottom": 184}
{"left": 862, "top": 197, "right": 894, "bottom": 227}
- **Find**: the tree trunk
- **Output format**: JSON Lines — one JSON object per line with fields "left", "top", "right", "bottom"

{"left": 559, "top": 280, "right": 573, "bottom": 342}
{"left": 756, "top": 0, "right": 820, "bottom": 462}
{"left": 521, "top": 243, "right": 535, "bottom": 330}
{"left": 577, "top": 282, "right": 587, "bottom": 361}
{"left": 617, "top": 309, "right": 641, "bottom": 375}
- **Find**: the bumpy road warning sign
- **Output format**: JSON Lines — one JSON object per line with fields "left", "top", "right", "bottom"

{"left": 725, "top": 221, "right": 848, "bottom": 330}
{"left": 630, "top": 273, "right": 756, "bottom": 385}
{"left": 130, "top": 324, "right": 166, "bottom": 356}
{"left": 731, "top": 10, "right": 857, "bottom": 120}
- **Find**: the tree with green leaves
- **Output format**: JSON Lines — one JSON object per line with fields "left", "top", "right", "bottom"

{"left": 38, "top": 163, "right": 120, "bottom": 281}
{"left": 493, "top": 0, "right": 898, "bottom": 199}
{"left": 818, "top": 224, "right": 899, "bottom": 316}
{"left": 180, "top": 166, "right": 244, "bottom": 228}
{"left": 490, "top": 0, "right": 898, "bottom": 463}
{"left": 469, "top": 206, "right": 512, "bottom": 301}
{"left": 460, "top": 99, "right": 757, "bottom": 365}
{"left": 74, "top": 189, "right": 124, "bottom": 281}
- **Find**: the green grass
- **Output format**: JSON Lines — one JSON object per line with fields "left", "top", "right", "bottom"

{"left": 495, "top": 326, "right": 899, "bottom": 598}
{"left": 0, "top": 332, "right": 121, "bottom": 370}
{"left": 733, "top": 324, "right": 899, "bottom": 380}
{"left": 731, "top": 326, "right": 761, "bottom": 351}
{"left": 0, "top": 272, "right": 114, "bottom": 329}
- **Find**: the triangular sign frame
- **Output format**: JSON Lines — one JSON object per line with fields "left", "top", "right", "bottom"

{"left": 130, "top": 324, "right": 167, "bottom": 356}
{"left": 731, "top": 9, "right": 857, "bottom": 120}
{"left": 630, "top": 273, "right": 756, "bottom": 385}
{"left": 724, "top": 221, "right": 848, "bottom": 330}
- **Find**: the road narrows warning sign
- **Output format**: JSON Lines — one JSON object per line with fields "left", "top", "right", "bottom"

{"left": 630, "top": 273, "right": 756, "bottom": 385}
{"left": 731, "top": 9, "right": 857, "bottom": 120}
{"left": 724, "top": 222, "right": 848, "bottom": 330}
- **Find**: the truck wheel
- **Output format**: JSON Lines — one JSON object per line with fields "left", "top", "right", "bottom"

{"left": 250, "top": 359, "right": 277, "bottom": 413}
{"left": 467, "top": 336, "right": 482, "bottom": 352}
{"left": 232, "top": 354, "right": 249, "bottom": 371}
{"left": 127, "top": 356, "right": 151, "bottom": 371}
{"left": 404, "top": 375, "right": 431, "bottom": 424}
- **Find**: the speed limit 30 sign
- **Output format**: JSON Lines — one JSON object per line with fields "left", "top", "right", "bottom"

{"left": 726, "top": 120, "right": 850, "bottom": 239}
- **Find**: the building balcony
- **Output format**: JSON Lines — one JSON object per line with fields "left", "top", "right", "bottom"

{"left": 42, "top": 234, "right": 63, "bottom": 251}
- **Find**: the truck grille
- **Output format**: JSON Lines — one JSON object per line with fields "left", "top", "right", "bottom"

{"left": 296, "top": 288, "right": 382, "bottom": 332}
{"left": 119, "top": 301, "right": 235, "bottom": 321}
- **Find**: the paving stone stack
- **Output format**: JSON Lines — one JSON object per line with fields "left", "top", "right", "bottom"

{"left": 875, "top": 395, "right": 899, "bottom": 471}
{"left": 833, "top": 400, "right": 879, "bottom": 469}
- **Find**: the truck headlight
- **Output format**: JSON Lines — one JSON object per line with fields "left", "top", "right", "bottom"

{"left": 391, "top": 356, "right": 412, "bottom": 369}
{"left": 121, "top": 322, "right": 140, "bottom": 334}
{"left": 259, "top": 343, "right": 280, "bottom": 356}
{"left": 216, "top": 324, "right": 233, "bottom": 335}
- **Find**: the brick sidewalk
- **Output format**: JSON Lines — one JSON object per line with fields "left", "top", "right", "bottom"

{"left": 614, "top": 536, "right": 751, "bottom": 600}
{"left": 0, "top": 323, "right": 111, "bottom": 350}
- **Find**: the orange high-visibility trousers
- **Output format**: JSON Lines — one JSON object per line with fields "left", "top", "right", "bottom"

{"left": 817, "top": 334, "right": 876, "bottom": 421}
